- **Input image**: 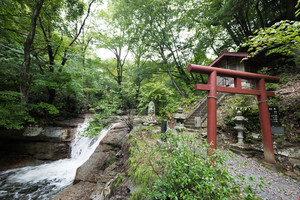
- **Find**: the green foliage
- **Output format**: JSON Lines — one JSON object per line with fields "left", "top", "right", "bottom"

{"left": 296, "top": 0, "right": 300, "bottom": 17}
{"left": 128, "top": 129, "right": 258, "bottom": 199}
{"left": 0, "top": 91, "right": 34, "bottom": 129}
{"left": 114, "top": 174, "right": 123, "bottom": 188}
{"left": 225, "top": 95, "right": 261, "bottom": 133}
{"left": 138, "top": 82, "right": 176, "bottom": 117}
{"left": 242, "top": 20, "right": 300, "bottom": 66}
{"left": 30, "top": 102, "right": 59, "bottom": 115}
{"left": 83, "top": 94, "right": 118, "bottom": 137}
{"left": 128, "top": 127, "right": 163, "bottom": 199}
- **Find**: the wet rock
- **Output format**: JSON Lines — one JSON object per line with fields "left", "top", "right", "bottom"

{"left": 23, "top": 126, "right": 43, "bottom": 136}
{"left": 53, "top": 115, "right": 86, "bottom": 127}
{"left": 55, "top": 181, "right": 96, "bottom": 200}
{"left": 0, "top": 117, "right": 85, "bottom": 170}
{"left": 101, "top": 123, "right": 130, "bottom": 147}
{"left": 22, "top": 126, "right": 72, "bottom": 142}
{"left": 0, "top": 127, "right": 76, "bottom": 143}
{"left": 0, "top": 141, "right": 71, "bottom": 160}
{"left": 56, "top": 122, "right": 131, "bottom": 200}
{"left": 74, "top": 123, "right": 129, "bottom": 184}
{"left": 277, "top": 147, "right": 300, "bottom": 158}
{"left": 0, "top": 154, "right": 46, "bottom": 171}
{"left": 73, "top": 147, "right": 109, "bottom": 183}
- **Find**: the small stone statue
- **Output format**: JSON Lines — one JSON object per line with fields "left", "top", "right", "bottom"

{"left": 146, "top": 101, "right": 157, "bottom": 123}
{"left": 148, "top": 101, "right": 155, "bottom": 116}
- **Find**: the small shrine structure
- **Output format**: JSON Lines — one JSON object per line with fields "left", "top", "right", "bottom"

{"left": 209, "top": 50, "right": 260, "bottom": 87}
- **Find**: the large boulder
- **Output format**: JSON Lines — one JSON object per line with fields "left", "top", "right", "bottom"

{"left": 55, "top": 122, "right": 131, "bottom": 200}
{"left": 74, "top": 122, "right": 129, "bottom": 183}
{"left": 101, "top": 122, "right": 130, "bottom": 147}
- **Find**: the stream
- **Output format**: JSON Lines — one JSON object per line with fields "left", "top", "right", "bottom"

{"left": 0, "top": 118, "right": 111, "bottom": 200}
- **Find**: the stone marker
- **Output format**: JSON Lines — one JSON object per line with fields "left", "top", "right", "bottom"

{"left": 268, "top": 106, "right": 280, "bottom": 127}
{"left": 268, "top": 106, "right": 284, "bottom": 134}
{"left": 161, "top": 120, "right": 167, "bottom": 133}
{"left": 161, "top": 120, "right": 167, "bottom": 142}
{"left": 195, "top": 117, "right": 201, "bottom": 128}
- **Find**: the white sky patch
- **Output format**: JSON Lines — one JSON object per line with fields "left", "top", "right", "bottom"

{"left": 95, "top": 48, "right": 115, "bottom": 60}
{"left": 89, "top": 0, "right": 117, "bottom": 60}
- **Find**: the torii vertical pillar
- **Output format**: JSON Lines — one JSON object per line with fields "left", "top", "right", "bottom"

{"left": 257, "top": 78, "right": 275, "bottom": 163}
{"left": 207, "top": 70, "right": 217, "bottom": 149}
{"left": 188, "top": 64, "right": 279, "bottom": 164}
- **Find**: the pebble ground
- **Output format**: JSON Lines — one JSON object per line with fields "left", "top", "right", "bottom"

{"left": 225, "top": 153, "right": 300, "bottom": 200}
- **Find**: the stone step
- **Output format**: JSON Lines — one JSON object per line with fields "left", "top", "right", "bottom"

{"left": 184, "top": 122, "right": 195, "bottom": 126}
{"left": 185, "top": 122, "right": 198, "bottom": 127}
{"left": 185, "top": 126, "right": 195, "bottom": 129}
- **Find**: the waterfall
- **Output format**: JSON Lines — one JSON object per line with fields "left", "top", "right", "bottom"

{"left": 0, "top": 118, "right": 112, "bottom": 200}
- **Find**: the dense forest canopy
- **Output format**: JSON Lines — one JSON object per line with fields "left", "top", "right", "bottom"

{"left": 0, "top": 0, "right": 299, "bottom": 129}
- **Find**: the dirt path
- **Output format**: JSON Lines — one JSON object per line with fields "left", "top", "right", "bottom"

{"left": 225, "top": 152, "right": 300, "bottom": 200}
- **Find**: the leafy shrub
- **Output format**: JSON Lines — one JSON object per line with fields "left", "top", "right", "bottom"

{"left": 138, "top": 82, "right": 177, "bottom": 117}
{"left": 128, "top": 129, "right": 258, "bottom": 199}
{"left": 0, "top": 91, "right": 34, "bottom": 129}
{"left": 148, "top": 134, "right": 257, "bottom": 199}
{"left": 30, "top": 102, "right": 59, "bottom": 115}
{"left": 82, "top": 95, "right": 119, "bottom": 137}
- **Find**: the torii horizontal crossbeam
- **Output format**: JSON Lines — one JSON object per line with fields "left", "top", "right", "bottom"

{"left": 195, "top": 84, "right": 275, "bottom": 96}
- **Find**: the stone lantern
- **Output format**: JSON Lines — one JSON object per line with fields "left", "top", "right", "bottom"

{"left": 174, "top": 108, "right": 186, "bottom": 129}
{"left": 232, "top": 111, "right": 248, "bottom": 144}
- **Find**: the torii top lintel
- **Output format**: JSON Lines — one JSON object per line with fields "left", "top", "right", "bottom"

{"left": 187, "top": 64, "right": 280, "bottom": 97}
{"left": 187, "top": 64, "right": 279, "bottom": 83}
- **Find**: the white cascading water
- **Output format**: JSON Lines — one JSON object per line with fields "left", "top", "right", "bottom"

{"left": 0, "top": 118, "right": 113, "bottom": 200}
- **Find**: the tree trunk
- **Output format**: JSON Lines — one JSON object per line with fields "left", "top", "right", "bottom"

{"left": 20, "top": 0, "right": 45, "bottom": 102}
{"left": 165, "top": 62, "right": 186, "bottom": 98}
{"left": 286, "top": 0, "right": 297, "bottom": 20}
{"left": 83, "top": 53, "right": 90, "bottom": 101}
{"left": 48, "top": 89, "right": 56, "bottom": 104}
{"left": 159, "top": 46, "right": 186, "bottom": 98}
{"left": 223, "top": 23, "right": 240, "bottom": 46}
{"left": 255, "top": 0, "right": 265, "bottom": 28}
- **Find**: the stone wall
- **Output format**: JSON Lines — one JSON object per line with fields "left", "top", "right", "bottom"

{"left": 0, "top": 115, "right": 86, "bottom": 171}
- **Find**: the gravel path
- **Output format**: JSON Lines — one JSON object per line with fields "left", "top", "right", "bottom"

{"left": 225, "top": 153, "right": 300, "bottom": 200}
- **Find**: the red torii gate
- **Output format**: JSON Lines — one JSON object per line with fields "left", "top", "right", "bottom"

{"left": 187, "top": 64, "right": 280, "bottom": 164}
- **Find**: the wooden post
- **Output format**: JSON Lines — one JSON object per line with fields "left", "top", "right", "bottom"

{"left": 257, "top": 78, "right": 276, "bottom": 163}
{"left": 207, "top": 70, "right": 217, "bottom": 149}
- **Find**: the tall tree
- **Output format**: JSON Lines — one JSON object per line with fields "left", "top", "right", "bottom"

{"left": 37, "top": 0, "right": 96, "bottom": 103}
{"left": 110, "top": 0, "right": 200, "bottom": 97}
{"left": 21, "top": 0, "right": 45, "bottom": 103}
{"left": 96, "top": 7, "right": 130, "bottom": 86}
